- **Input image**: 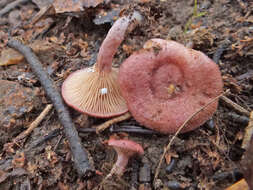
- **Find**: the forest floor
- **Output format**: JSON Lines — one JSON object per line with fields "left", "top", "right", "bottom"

{"left": 0, "top": 0, "right": 253, "bottom": 189}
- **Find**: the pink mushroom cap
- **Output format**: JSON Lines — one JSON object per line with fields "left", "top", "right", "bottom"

{"left": 118, "top": 38, "right": 223, "bottom": 134}
{"left": 108, "top": 138, "right": 144, "bottom": 156}
{"left": 108, "top": 138, "right": 144, "bottom": 176}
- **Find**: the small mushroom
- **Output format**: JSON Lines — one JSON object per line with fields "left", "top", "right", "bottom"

{"left": 107, "top": 138, "right": 144, "bottom": 177}
{"left": 61, "top": 12, "right": 142, "bottom": 118}
{"left": 119, "top": 38, "right": 223, "bottom": 133}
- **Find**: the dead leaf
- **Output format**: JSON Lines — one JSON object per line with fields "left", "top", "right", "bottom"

{"left": 225, "top": 178, "right": 249, "bottom": 190}
{"left": 58, "top": 182, "right": 69, "bottom": 190}
{"left": 165, "top": 153, "right": 171, "bottom": 164}
{"left": 0, "top": 48, "right": 24, "bottom": 66}
{"left": 53, "top": 0, "right": 105, "bottom": 13}
{"left": 32, "top": 0, "right": 53, "bottom": 9}
{"left": 12, "top": 152, "right": 26, "bottom": 168}
{"left": 0, "top": 40, "right": 60, "bottom": 66}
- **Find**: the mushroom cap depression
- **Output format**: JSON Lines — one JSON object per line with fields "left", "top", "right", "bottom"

{"left": 62, "top": 67, "right": 127, "bottom": 118}
{"left": 119, "top": 39, "right": 223, "bottom": 134}
{"left": 108, "top": 138, "right": 144, "bottom": 157}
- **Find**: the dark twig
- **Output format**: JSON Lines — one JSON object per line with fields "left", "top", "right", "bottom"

{"left": 139, "top": 163, "right": 152, "bottom": 190}
{"left": 7, "top": 39, "right": 95, "bottom": 178}
{"left": 130, "top": 158, "right": 139, "bottom": 190}
{"left": 0, "top": 0, "right": 14, "bottom": 9}
{"left": 77, "top": 125, "right": 161, "bottom": 135}
{"left": 110, "top": 125, "right": 161, "bottom": 135}
{"left": 227, "top": 112, "right": 249, "bottom": 125}
{"left": 165, "top": 158, "right": 177, "bottom": 174}
{"left": 221, "top": 95, "right": 250, "bottom": 116}
{"left": 139, "top": 163, "right": 151, "bottom": 183}
{"left": 30, "top": 128, "right": 62, "bottom": 149}
{"left": 0, "top": 0, "right": 29, "bottom": 17}
{"left": 212, "top": 168, "right": 243, "bottom": 182}
{"left": 166, "top": 181, "right": 189, "bottom": 190}
{"left": 212, "top": 38, "right": 231, "bottom": 64}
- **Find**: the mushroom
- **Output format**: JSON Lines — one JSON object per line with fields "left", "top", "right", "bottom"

{"left": 118, "top": 38, "right": 223, "bottom": 134}
{"left": 61, "top": 12, "right": 142, "bottom": 118}
{"left": 107, "top": 138, "right": 144, "bottom": 177}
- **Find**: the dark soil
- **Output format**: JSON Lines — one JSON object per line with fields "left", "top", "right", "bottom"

{"left": 0, "top": 0, "right": 252, "bottom": 189}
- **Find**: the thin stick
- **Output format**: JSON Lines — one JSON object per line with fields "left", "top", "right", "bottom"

{"left": 0, "top": 0, "right": 29, "bottom": 17}
{"left": 7, "top": 38, "right": 95, "bottom": 178}
{"left": 13, "top": 104, "right": 53, "bottom": 144}
{"left": 30, "top": 128, "right": 62, "bottom": 149}
{"left": 110, "top": 125, "right": 160, "bottom": 135}
{"left": 212, "top": 38, "right": 231, "bottom": 64}
{"left": 242, "top": 111, "right": 253, "bottom": 149}
{"left": 77, "top": 125, "right": 159, "bottom": 135}
{"left": 221, "top": 95, "right": 250, "bottom": 116}
{"left": 96, "top": 112, "right": 131, "bottom": 133}
{"left": 153, "top": 90, "right": 227, "bottom": 184}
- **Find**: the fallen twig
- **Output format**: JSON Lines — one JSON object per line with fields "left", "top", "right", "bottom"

{"left": 130, "top": 158, "right": 139, "bottom": 190}
{"left": 153, "top": 90, "right": 227, "bottom": 184}
{"left": 221, "top": 95, "right": 250, "bottom": 116}
{"left": 7, "top": 38, "right": 95, "bottom": 178}
{"left": 242, "top": 111, "right": 253, "bottom": 149}
{"left": 212, "top": 38, "right": 231, "bottom": 64}
{"left": 109, "top": 125, "right": 160, "bottom": 135}
{"left": 14, "top": 104, "right": 53, "bottom": 144}
{"left": 139, "top": 163, "right": 152, "bottom": 190}
{"left": 30, "top": 128, "right": 62, "bottom": 149}
{"left": 227, "top": 112, "right": 249, "bottom": 125}
{"left": 96, "top": 112, "right": 131, "bottom": 133}
{"left": 78, "top": 125, "right": 159, "bottom": 135}
{"left": 212, "top": 168, "right": 242, "bottom": 182}
{"left": 3, "top": 104, "right": 53, "bottom": 153}
{"left": 0, "top": 0, "right": 13, "bottom": 9}
{"left": 166, "top": 181, "right": 190, "bottom": 190}
{"left": 0, "top": 0, "right": 29, "bottom": 17}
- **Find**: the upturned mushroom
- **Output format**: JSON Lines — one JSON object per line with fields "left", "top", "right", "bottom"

{"left": 61, "top": 12, "right": 142, "bottom": 118}
{"left": 119, "top": 38, "right": 223, "bottom": 134}
{"left": 107, "top": 138, "right": 144, "bottom": 177}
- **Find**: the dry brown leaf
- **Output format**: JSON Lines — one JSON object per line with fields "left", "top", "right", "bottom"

{"left": 164, "top": 153, "right": 171, "bottom": 164}
{"left": 225, "top": 179, "right": 249, "bottom": 190}
{"left": 0, "top": 40, "right": 59, "bottom": 66}
{"left": 27, "top": 162, "right": 38, "bottom": 175}
{"left": 53, "top": 0, "right": 104, "bottom": 13}
{"left": 0, "top": 48, "right": 24, "bottom": 66}
{"left": 58, "top": 182, "right": 69, "bottom": 190}
{"left": 12, "top": 152, "right": 26, "bottom": 168}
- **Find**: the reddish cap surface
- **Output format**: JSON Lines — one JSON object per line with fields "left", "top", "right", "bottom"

{"left": 108, "top": 139, "right": 144, "bottom": 156}
{"left": 119, "top": 39, "right": 223, "bottom": 134}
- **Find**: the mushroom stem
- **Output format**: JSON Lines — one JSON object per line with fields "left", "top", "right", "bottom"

{"left": 111, "top": 153, "right": 130, "bottom": 176}
{"left": 107, "top": 138, "right": 144, "bottom": 178}
{"left": 61, "top": 11, "right": 142, "bottom": 118}
{"left": 95, "top": 11, "right": 142, "bottom": 73}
